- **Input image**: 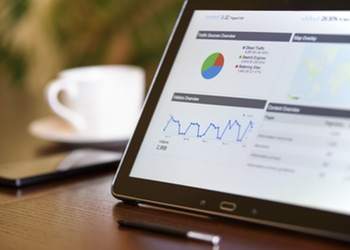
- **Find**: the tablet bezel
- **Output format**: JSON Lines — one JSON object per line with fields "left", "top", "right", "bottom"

{"left": 112, "top": 0, "right": 350, "bottom": 241}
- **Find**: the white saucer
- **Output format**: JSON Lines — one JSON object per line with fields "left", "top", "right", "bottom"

{"left": 29, "top": 116, "right": 130, "bottom": 145}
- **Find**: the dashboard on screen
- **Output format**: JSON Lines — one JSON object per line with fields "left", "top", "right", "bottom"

{"left": 129, "top": 10, "right": 350, "bottom": 216}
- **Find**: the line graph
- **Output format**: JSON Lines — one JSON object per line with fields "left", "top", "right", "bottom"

{"left": 162, "top": 115, "right": 254, "bottom": 142}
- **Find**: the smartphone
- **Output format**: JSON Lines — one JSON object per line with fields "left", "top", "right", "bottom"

{"left": 0, "top": 149, "right": 121, "bottom": 187}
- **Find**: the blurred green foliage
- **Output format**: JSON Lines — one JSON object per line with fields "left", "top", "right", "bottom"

{"left": 0, "top": 0, "right": 182, "bottom": 88}
{"left": 0, "top": 0, "right": 30, "bottom": 86}
{"left": 0, "top": 45, "right": 27, "bottom": 86}
{"left": 8, "top": 0, "right": 29, "bottom": 22}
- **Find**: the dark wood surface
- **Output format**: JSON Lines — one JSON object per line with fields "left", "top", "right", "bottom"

{"left": 0, "top": 84, "right": 349, "bottom": 250}
{"left": 0, "top": 171, "right": 349, "bottom": 250}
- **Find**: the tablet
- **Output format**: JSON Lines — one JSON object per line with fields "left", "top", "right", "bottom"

{"left": 112, "top": 0, "right": 350, "bottom": 241}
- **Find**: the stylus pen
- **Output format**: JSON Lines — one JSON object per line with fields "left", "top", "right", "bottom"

{"left": 117, "top": 219, "right": 221, "bottom": 246}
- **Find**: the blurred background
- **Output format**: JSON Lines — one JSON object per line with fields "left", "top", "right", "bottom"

{"left": 0, "top": 0, "right": 182, "bottom": 92}
{"left": 0, "top": 0, "right": 182, "bottom": 162}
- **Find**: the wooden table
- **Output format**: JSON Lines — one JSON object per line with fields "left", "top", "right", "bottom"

{"left": 0, "top": 171, "right": 349, "bottom": 250}
{"left": 0, "top": 84, "right": 349, "bottom": 250}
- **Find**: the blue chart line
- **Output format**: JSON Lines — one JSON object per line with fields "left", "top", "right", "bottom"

{"left": 162, "top": 115, "right": 254, "bottom": 142}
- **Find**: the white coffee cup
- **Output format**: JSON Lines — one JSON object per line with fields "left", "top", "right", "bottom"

{"left": 46, "top": 65, "right": 145, "bottom": 138}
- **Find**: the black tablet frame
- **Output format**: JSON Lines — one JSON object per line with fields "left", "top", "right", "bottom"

{"left": 112, "top": 0, "right": 350, "bottom": 241}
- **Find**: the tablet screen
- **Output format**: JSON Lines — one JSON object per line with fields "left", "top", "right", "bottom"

{"left": 130, "top": 11, "right": 350, "bottom": 215}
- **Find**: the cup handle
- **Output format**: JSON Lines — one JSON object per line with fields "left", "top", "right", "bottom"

{"left": 46, "top": 79, "right": 86, "bottom": 131}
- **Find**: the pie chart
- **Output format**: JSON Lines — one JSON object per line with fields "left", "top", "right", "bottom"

{"left": 201, "top": 52, "right": 224, "bottom": 79}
